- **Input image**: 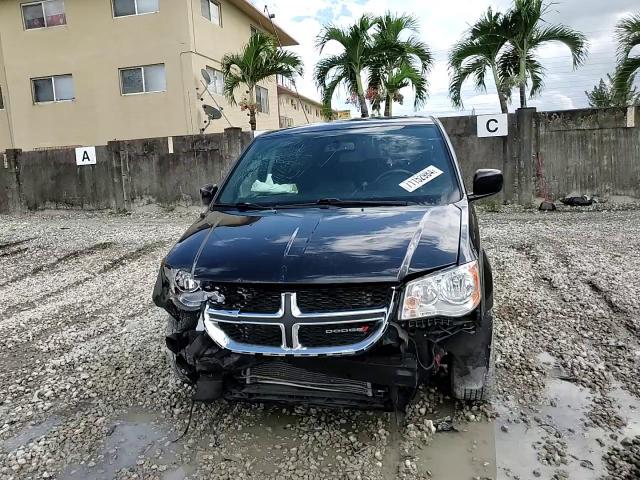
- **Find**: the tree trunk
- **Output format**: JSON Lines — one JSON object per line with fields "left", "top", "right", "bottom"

{"left": 248, "top": 85, "right": 257, "bottom": 131}
{"left": 355, "top": 74, "right": 369, "bottom": 118}
{"left": 498, "top": 91, "right": 509, "bottom": 114}
{"left": 519, "top": 54, "right": 527, "bottom": 108}
{"left": 492, "top": 65, "right": 509, "bottom": 114}
{"left": 249, "top": 107, "right": 257, "bottom": 131}
{"left": 384, "top": 93, "right": 392, "bottom": 117}
{"left": 519, "top": 83, "right": 527, "bottom": 108}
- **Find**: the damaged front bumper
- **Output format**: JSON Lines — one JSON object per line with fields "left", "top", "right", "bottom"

{"left": 165, "top": 313, "right": 490, "bottom": 410}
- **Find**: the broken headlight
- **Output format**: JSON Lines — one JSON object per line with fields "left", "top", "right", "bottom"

{"left": 166, "top": 267, "right": 206, "bottom": 310}
{"left": 400, "top": 261, "right": 480, "bottom": 320}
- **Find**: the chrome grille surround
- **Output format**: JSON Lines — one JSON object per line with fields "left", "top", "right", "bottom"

{"left": 204, "top": 290, "right": 395, "bottom": 356}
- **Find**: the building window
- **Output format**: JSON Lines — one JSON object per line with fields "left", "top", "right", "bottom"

{"left": 0, "top": 86, "right": 4, "bottom": 109}
{"left": 120, "top": 64, "right": 166, "bottom": 94}
{"left": 201, "top": 0, "right": 221, "bottom": 26}
{"left": 205, "top": 67, "right": 224, "bottom": 95}
{"left": 22, "top": 0, "right": 66, "bottom": 30}
{"left": 279, "top": 116, "right": 293, "bottom": 128}
{"left": 250, "top": 25, "right": 258, "bottom": 36}
{"left": 32, "top": 74, "right": 74, "bottom": 103}
{"left": 112, "top": 0, "right": 159, "bottom": 17}
{"left": 255, "top": 86, "right": 269, "bottom": 113}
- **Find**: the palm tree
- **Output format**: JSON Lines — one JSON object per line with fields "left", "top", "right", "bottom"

{"left": 369, "top": 13, "right": 433, "bottom": 116}
{"left": 221, "top": 32, "right": 303, "bottom": 130}
{"left": 315, "top": 15, "right": 375, "bottom": 118}
{"left": 370, "top": 63, "right": 428, "bottom": 117}
{"left": 613, "top": 13, "right": 640, "bottom": 99}
{"left": 587, "top": 73, "right": 639, "bottom": 108}
{"left": 449, "top": 8, "right": 512, "bottom": 113}
{"left": 502, "top": 0, "right": 588, "bottom": 108}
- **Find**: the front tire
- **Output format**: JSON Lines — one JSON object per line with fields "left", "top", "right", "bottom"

{"left": 166, "top": 315, "right": 196, "bottom": 385}
{"left": 450, "top": 312, "right": 494, "bottom": 402}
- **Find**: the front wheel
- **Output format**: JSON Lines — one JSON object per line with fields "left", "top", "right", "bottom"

{"left": 166, "top": 315, "right": 196, "bottom": 385}
{"left": 450, "top": 312, "right": 495, "bottom": 402}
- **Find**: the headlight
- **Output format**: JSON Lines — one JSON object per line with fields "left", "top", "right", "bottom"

{"left": 166, "top": 268, "right": 205, "bottom": 310}
{"left": 174, "top": 270, "right": 200, "bottom": 293}
{"left": 400, "top": 261, "right": 480, "bottom": 319}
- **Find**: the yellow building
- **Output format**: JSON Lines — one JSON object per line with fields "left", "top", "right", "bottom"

{"left": 276, "top": 75, "right": 328, "bottom": 128}
{"left": 0, "top": 0, "right": 301, "bottom": 151}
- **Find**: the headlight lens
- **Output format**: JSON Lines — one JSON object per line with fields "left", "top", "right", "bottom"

{"left": 401, "top": 261, "right": 480, "bottom": 319}
{"left": 166, "top": 268, "right": 205, "bottom": 310}
{"left": 174, "top": 270, "right": 200, "bottom": 293}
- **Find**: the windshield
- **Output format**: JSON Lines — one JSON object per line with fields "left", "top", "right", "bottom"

{"left": 217, "top": 124, "right": 461, "bottom": 206}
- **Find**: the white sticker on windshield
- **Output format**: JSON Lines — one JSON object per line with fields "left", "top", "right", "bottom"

{"left": 399, "top": 166, "right": 444, "bottom": 192}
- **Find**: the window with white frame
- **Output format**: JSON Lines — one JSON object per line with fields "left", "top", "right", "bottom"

{"left": 201, "top": 0, "right": 221, "bottom": 26}
{"left": 112, "top": 0, "right": 159, "bottom": 17}
{"left": 120, "top": 64, "right": 166, "bottom": 94}
{"left": 22, "top": 0, "right": 66, "bottom": 30}
{"left": 255, "top": 85, "right": 269, "bottom": 113}
{"left": 205, "top": 67, "right": 224, "bottom": 95}
{"left": 32, "top": 74, "right": 74, "bottom": 103}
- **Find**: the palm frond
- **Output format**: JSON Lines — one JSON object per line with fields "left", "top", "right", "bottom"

{"left": 221, "top": 31, "right": 303, "bottom": 106}
{"left": 615, "top": 12, "right": 640, "bottom": 61}
{"left": 614, "top": 56, "right": 640, "bottom": 98}
{"left": 531, "top": 25, "right": 589, "bottom": 68}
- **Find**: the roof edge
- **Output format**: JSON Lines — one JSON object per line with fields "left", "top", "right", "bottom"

{"left": 230, "top": 0, "right": 298, "bottom": 46}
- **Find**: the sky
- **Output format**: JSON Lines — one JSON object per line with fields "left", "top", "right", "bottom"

{"left": 250, "top": 0, "right": 639, "bottom": 117}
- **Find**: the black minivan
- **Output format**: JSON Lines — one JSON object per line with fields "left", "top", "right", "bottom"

{"left": 153, "top": 117, "right": 503, "bottom": 410}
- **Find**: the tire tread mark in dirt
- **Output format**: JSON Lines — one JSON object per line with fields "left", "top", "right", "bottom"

{"left": 0, "top": 238, "right": 34, "bottom": 251}
{"left": 0, "top": 247, "right": 28, "bottom": 258}
{"left": 0, "top": 241, "right": 169, "bottom": 317}
{"left": 587, "top": 279, "right": 638, "bottom": 336}
{"left": 0, "top": 241, "right": 115, "bottom": 288}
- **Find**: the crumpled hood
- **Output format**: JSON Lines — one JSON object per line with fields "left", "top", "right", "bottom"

{"left": 164, "top": 206, "right": 461, "bottom": 284}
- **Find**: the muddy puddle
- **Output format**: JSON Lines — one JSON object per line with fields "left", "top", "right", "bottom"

{"left": 496, "top": 351, "right": 640, "bottom": 479}
{"left": 62, "top": 410, "right": 183, "bottom": 480}
{"left": 0, "top": 416, "right": 61, "bottom": 452}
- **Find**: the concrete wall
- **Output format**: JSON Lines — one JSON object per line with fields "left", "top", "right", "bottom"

{"left": 439, "top": 114, "right": 518, "bottom": 201}
{"left": 439, "top": 106, "right": 640, "bottom": 203}
{"left": 0, "top": 128, "right": 252, "bottom": 213}
{"left": 536, "top": 107, "right": 640, "bottom": 199}
{"left": 1, "top": 107, "right": 639, "bottom": 213}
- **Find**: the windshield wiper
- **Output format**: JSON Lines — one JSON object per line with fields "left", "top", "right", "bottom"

{"left": 210, "top": 202, "right": 274, "bottom": 211}
{"left": 279, "top": 198, "right": 410, "bottom": 208}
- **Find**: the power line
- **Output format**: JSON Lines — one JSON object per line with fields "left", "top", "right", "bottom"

{"left": 262, "top": 4, "right": 310, "bottom": 125}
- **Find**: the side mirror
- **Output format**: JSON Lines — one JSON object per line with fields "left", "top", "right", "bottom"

{"left": 468, "top": 169, "right": 503, "bottom": 201}
{"left": 200, "top": 184, "right": 218, "bottom": 206}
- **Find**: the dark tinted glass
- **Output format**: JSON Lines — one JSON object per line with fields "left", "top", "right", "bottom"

{"left": 113, "top": 0, "right": 136, "bottom": 17}
{"left": 33, "top": 78, "right": 55, "bottom": 103}
{"left": 218, "top": 124, "right": 461, "bottom": 206}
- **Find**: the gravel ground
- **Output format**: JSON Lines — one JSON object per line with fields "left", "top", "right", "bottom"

{"left": 0, "top": 205, "right": 639, "bottom": 480}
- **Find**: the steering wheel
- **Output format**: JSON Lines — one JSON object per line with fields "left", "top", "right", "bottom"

{"left": 373, "top": 169, "right": 415, "bottom": 186}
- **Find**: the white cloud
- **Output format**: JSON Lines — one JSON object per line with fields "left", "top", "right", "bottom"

{"left": 255, "top": 0, "right": 639, "bottom": 117}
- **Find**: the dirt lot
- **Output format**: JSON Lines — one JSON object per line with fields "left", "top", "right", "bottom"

{"left": 1, "top": 206, "right": 639, "bottom": 480}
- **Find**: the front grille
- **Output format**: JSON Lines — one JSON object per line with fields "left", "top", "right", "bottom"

{"left": 217, "top": 322, "right": 283, "bottom": 347}
{"left": 296, "top": 285, "right": 392, "bottom": 313}
{"left": 202, "top": 284, "right": 282, "bottom": 313}
{"left": 297, "top": 320, "right": 380, "bottom": 347}
{"left": 202, "top": 283, "right": 393, "bottom": 314}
